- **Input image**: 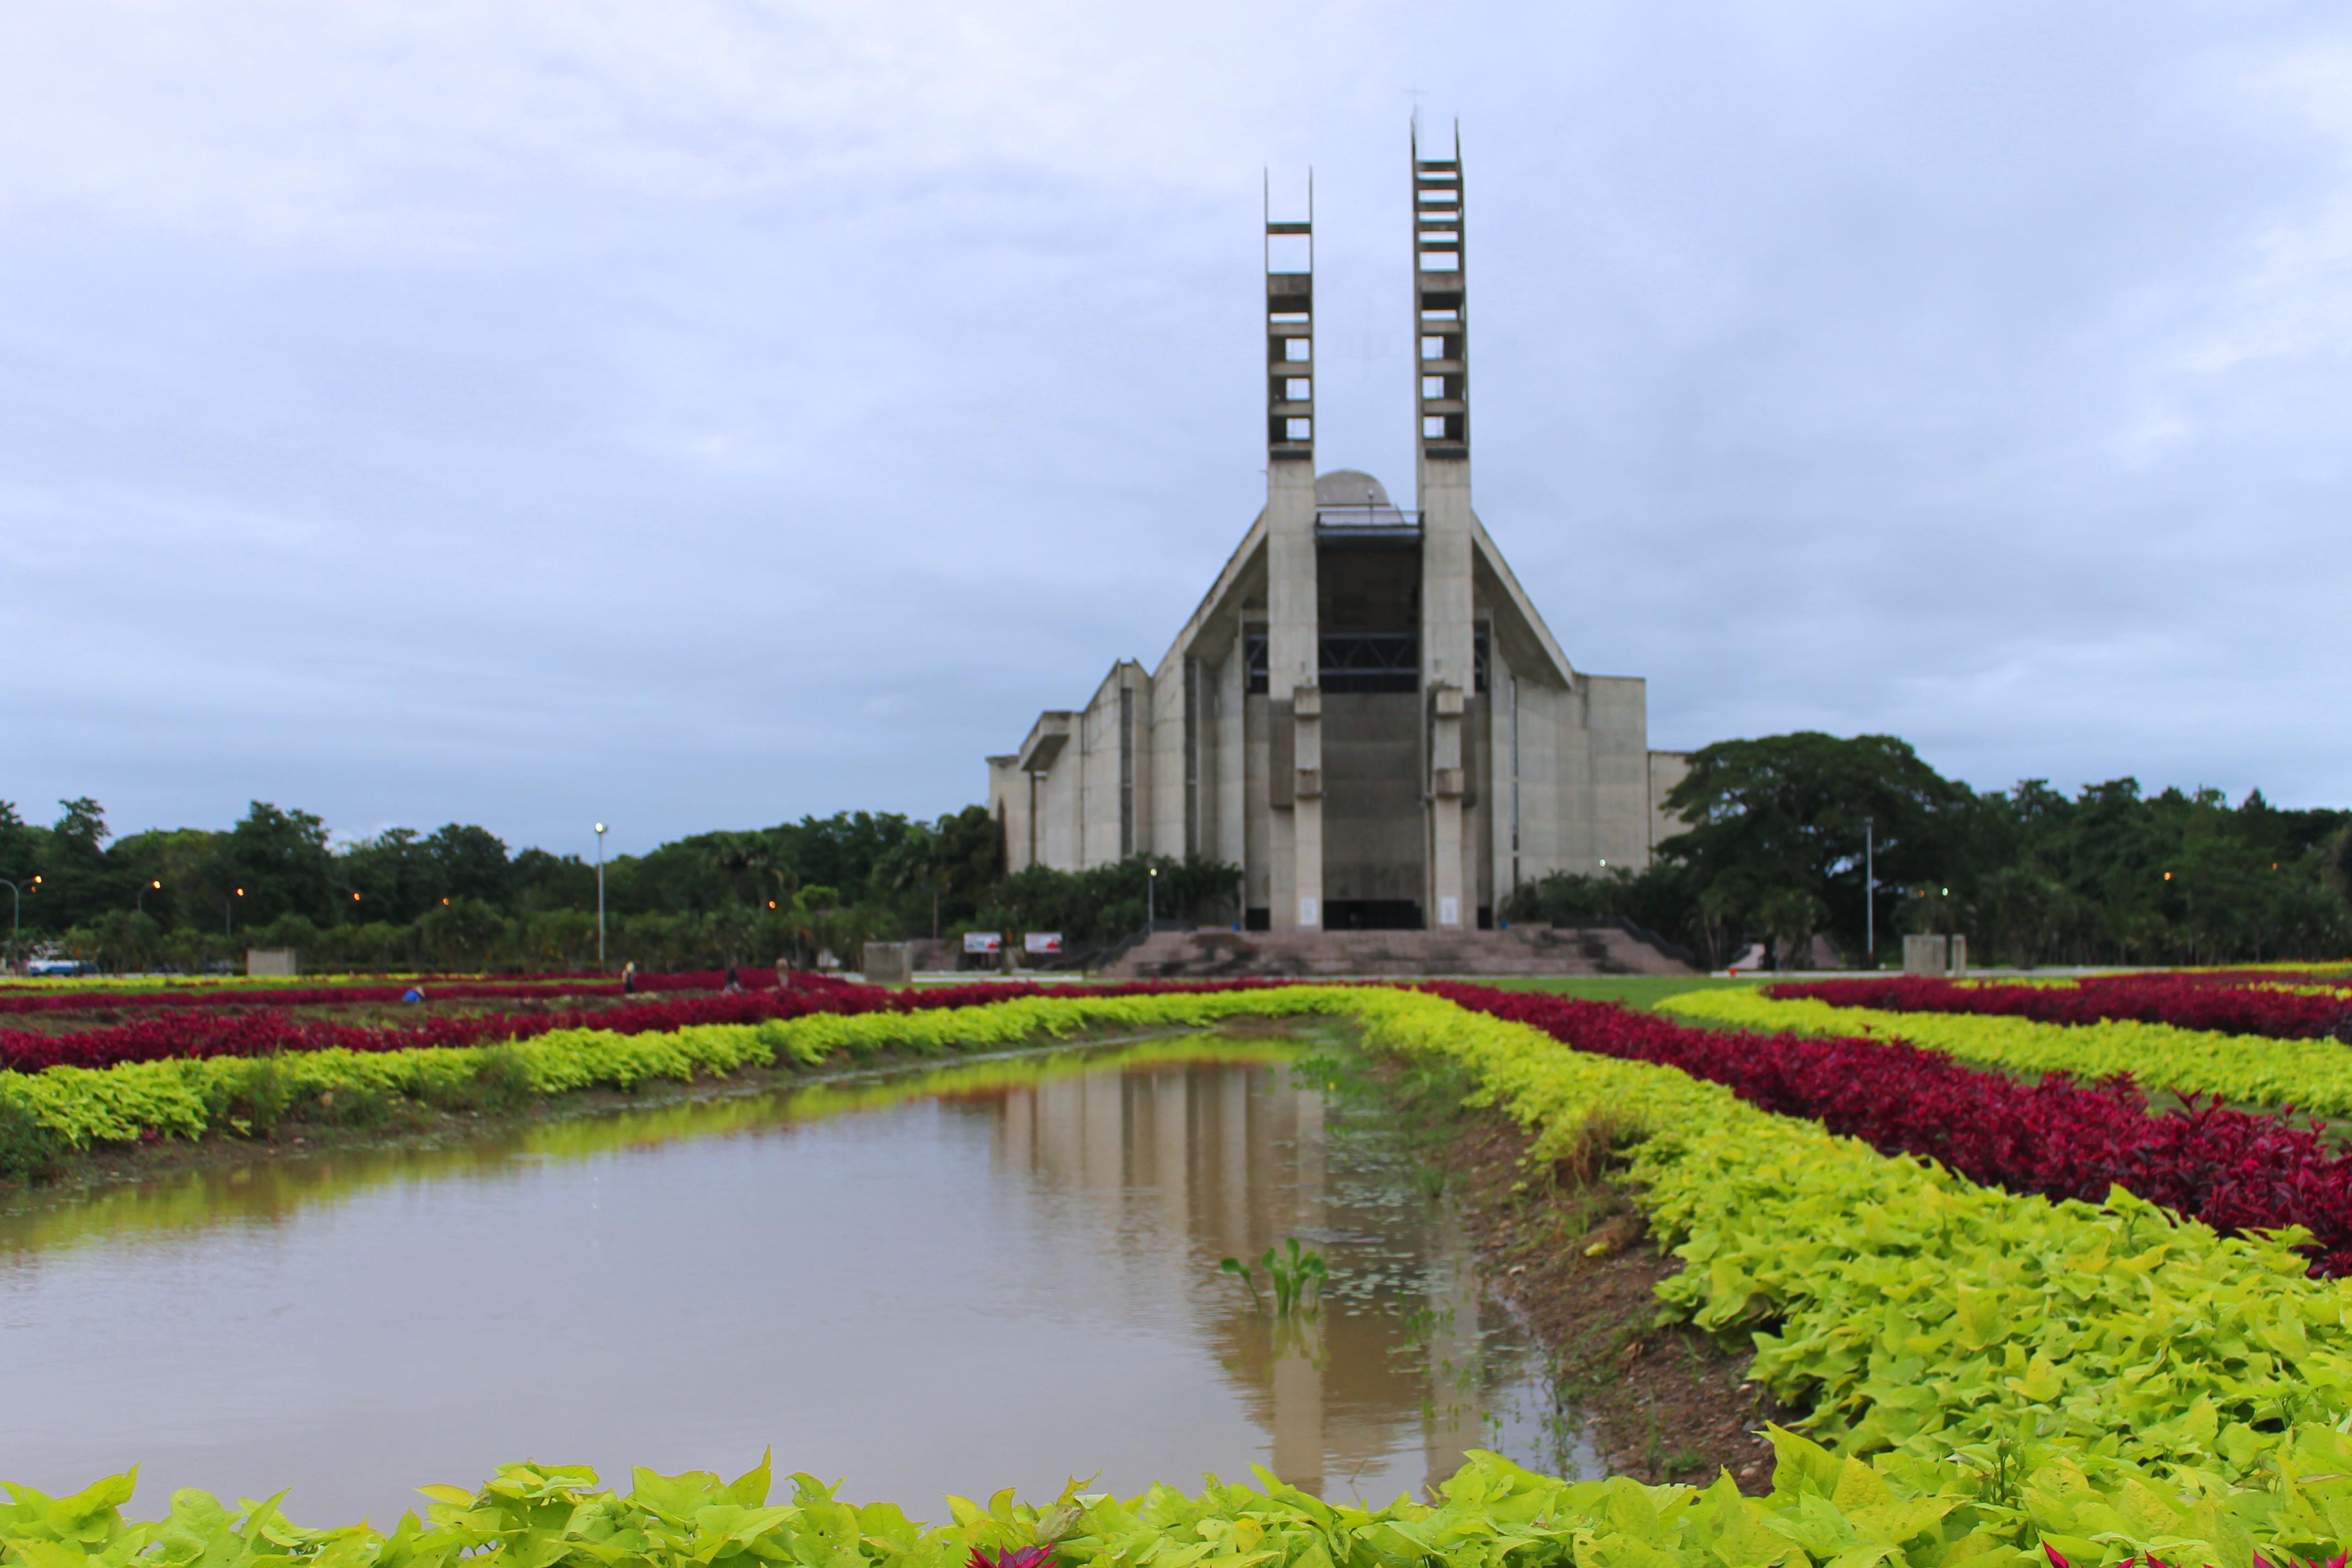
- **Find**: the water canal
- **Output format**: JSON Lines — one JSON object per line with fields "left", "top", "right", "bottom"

{"left": 0, "top": 1034, "right": 1593, "bottom": 1525}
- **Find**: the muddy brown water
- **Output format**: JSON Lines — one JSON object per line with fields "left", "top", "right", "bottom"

{"left": 0, "top": 1035, "right": 1594, "bottom": 1526}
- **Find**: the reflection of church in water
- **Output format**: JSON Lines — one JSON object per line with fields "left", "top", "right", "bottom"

{"left": 991, "top": 131, "right": 1687, "bottom": 935}
{"left": 986, "top": 1049, "right": 1574, "bottom": 1498}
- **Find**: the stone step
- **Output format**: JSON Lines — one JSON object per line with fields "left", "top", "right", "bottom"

{"left": 1098, "top": 925, "right": 1691, "bottom": 979}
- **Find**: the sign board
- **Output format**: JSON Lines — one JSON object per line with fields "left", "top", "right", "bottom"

{"left": 1023, "top": 932, "right": 1063, "bottom": 955}
{"left": 962, "top": 931, "right": 1003, "bottom": 955}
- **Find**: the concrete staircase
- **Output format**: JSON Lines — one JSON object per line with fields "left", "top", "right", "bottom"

{"left": 1098, "top": 924, "right": 1692, "bottom": 980}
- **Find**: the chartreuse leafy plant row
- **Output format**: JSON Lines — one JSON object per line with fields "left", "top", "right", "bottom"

{"left": 0, "top": 989, "right": 1353, "bottom": 1151}
{"left": 0, "top": 1443, "right": 2104, "bottom": 1568}
{"left": 1660, "top": 986, "right": 2352, "bottom": 1117}
{"left": 0, "top": 1037, "right": 1300, "bottom": 1257}
{"left": 16, "top": 986, "right": 2352, "bottom": 1567}
{"left": 1363, "top": 988, "right": 2352, "bottom": 1567}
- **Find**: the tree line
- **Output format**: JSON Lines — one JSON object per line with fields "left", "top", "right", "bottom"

{"left": 9, "top": 730, "right": 2345, "bottom": 974}
{"left": 1506, "top": 733, "right": 2352, "bottom": 968}
{"left": 0, "top": 798, "right": 1242, "bottom": 973}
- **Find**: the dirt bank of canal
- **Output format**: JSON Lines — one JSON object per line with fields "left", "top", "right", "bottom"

{"left": 1324, "top": 1043, "right": 1786, "bottom": 1493}
{"left": 1430, "top": 1107, "right": 1788, "bottom": 1489}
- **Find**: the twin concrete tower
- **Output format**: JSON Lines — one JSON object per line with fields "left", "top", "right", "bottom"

{"left": 990, "top": 130, "right": 1686, "bottom": 933}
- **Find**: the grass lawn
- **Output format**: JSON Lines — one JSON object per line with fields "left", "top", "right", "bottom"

{"left": 907, "top": 972, "right": 1769, "bottom": 1015}
{"left": 1472, "top": 974, "right": 1767, "bottom": 1012}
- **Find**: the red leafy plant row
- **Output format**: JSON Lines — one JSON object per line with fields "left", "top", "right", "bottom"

{"left": 1427, "top": 982, "right": 2352, "bottom": 1276}
{"left": 0, "top": 966, "right": 925, "bottom": 1020}
{"left": 1766, "top": 974, "right": 2352, "bottom": 1042}
{"left": 0, "top": 975, "right": 1271, "bottom": 1075}
{"left": 2047, "top": 1547, "right": 2346, "bottom": 1568}
{"left": 0, "top": 977, "right": 622, "bottom": 1019}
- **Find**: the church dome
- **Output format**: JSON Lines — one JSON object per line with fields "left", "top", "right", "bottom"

{"left": 1314, "top": 470, "right": 1390, "bottom": 507}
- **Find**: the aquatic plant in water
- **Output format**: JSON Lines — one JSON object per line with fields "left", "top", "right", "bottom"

{"left": 1218, "top": 1239, "right": 1326, "bottom": 1314}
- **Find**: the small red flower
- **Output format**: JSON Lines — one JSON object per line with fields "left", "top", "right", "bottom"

{"left": 968, "top": 1549, "right": 1055, "bottom": 1568}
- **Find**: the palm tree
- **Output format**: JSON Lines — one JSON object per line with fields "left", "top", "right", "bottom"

{"left": 1757, "top": 887, "right": 1828, "bottom": 970}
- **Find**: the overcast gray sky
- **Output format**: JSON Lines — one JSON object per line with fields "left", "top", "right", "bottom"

{"left": 4, "top": 2, "right": 2347, "bottom": 856}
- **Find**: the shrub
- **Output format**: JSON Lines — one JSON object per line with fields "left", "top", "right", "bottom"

{"left": 0, "top": 1094, "right": 62, "bottom": 1183}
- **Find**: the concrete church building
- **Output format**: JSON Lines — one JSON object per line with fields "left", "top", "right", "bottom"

{"left": 989, "top": 133, "right": 1688, "bottom": 941}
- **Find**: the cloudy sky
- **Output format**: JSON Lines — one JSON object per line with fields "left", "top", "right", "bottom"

{"left": 4, "top": 2, "right": 2347, "bottom": 856}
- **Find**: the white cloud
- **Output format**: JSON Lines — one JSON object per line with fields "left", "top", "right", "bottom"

{"left": 2186, "top": 38, "right": 2352, "bottom": 369}
{"left": 3, "top": 1, "right": 2351, "bottom": 848}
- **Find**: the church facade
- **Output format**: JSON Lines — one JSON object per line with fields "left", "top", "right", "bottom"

{"left": 988, "top": 133, "right": 1687, "bottom": 932}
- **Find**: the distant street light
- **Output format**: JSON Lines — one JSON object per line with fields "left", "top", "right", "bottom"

{"left": 226, "top": 887, "right": 244, "bottom": 939}
{"left": 136, "top": 879, "right": 161, "bottom": 914}
{"left": 595, "top": 823, "right": 608, "bottom": 968}
{"left": 1147, "top": 864, "right": 1159, "bottom": 932}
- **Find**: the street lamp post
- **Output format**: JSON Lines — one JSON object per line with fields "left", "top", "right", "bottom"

{"left": 1147, "top": 865, "right": 1158, "bottom": 933}
{"left": 1863, "top": 817, "right": 1875, "bottom": 965}
{"left": 595, "top": 824, "right": 607, "bottom": 968}
{"left": 136, "top": 879, "right": 160, "bottom": 914}
{"left": 225, "top": 888, "right": 243, "bottom": 939}
{"left": 0, "top": 876, "right": 31, "bottom": 967}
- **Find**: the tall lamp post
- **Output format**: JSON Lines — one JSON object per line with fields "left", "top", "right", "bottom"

{"left": 225, "top": 888, "right": 243, "bottom": 939}
{"left": 1, "top": 875, "right": 33, "bottom": 967}
{"left": 136, "top": 879, "right": 160, "bottom": 914}
{"left": 1863, "top": 817, "right": 1876, "bottom": 966}
{"left": 594, "top": 823, "right": 607, "bottom": 968}
{"left": 1146, "top": 865, "right": 1158, "bottom": 933}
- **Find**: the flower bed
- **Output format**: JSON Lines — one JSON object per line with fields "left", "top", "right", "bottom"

{"left": 0, "top": 974, "right": 1243, "bottom": 1074}
{"left": 1431, "top": 983, "right": 2352, "bottom": 1275}
{"left": 23, "top": 983, "right": 2352, "bottom": 1565}
{"left": 1767, "top": 974, "right": 2352, "bottom": 1041}
{"left": 7, "top": 1444, "right": 2278, "bottom": 1568}
{"left": 0, "top": 985, "right": 1311, "bottom": 1148}
{"left": 1363, "top": 987, "right": 2352, "bottom": 1563}
{"left": 0, "top": 977, "right": 622, "bottom": 1019}
{"left": 1664, "top": 986, "right": 2352, "bottom": 1118}
{"left": 0, "top": 968, "right": 810, "bottom": 1019}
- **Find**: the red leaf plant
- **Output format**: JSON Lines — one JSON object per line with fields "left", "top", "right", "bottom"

{"left": 968, "top": 1549, "right": 1056, "bottom": 1568}
{"left": 1765, "top": 974, "right": 2352, "bottom": 1043}
{"left": 1426, "top": 983, "right": 2352, "bottom": 1277}
{"left": 2045, "top": 1542, "right": 2348, "bottom": 1568}
{"left": 0, "top": 977, "right": 624, "bottom": 1018}
{"left": 0, "top": 976, "right": 1276, "bottom": 1075}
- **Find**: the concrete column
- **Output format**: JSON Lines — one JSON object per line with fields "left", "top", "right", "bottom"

{"left": 1220, "top": 638, "right": 1248, "bottom": 873}
{"left": 1420, "top": 472, "right": 1474, "bottom": 929}
{"left": 1414, "top": 129, "right": 1474, "bottom": 930}
{"left": 1268, "top": 454, "right": 1321, "bottom": 930}
{"left": 1292, "top": 684, "right": 1323, "bottom": 930}
{"left": 1265, "top": 175, "right": 1321, "bottom": 933}
{"left": 1428, "top": 684, "right": 1466, "bottom": 928}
